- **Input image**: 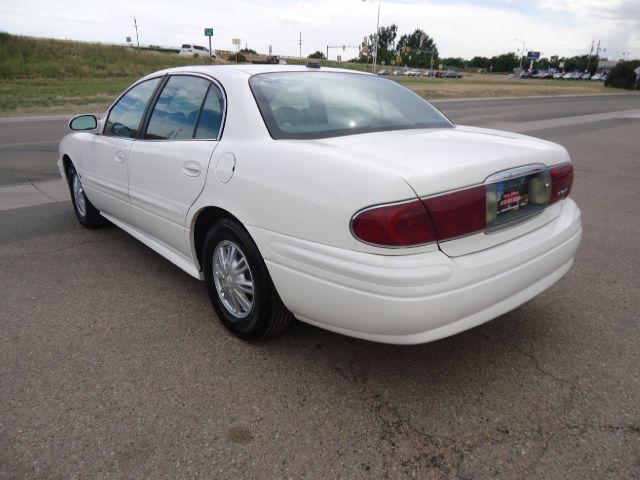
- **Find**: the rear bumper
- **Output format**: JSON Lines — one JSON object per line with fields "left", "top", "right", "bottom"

{"left": 249, "top": 199, "right": 582, "bottom": 344}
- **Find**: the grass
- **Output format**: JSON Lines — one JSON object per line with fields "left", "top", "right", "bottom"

{"left": 0, "top": 32, "right": 633, "bottom": 116}
{"left": 0, "top": 32, "right": 214, "bottom": 79}
{"left": 0, "top": 77, "right": 134, "bottom": 113}
{"left": 394, "top": 74, "right": 611, "bottom": 100}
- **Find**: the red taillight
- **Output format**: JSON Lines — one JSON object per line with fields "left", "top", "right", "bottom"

{"left": 423, "top": 186, "right": 486, "bottom": 241}
{"left": 351, "top": 199, "right": 437, "bottom": 247}
{"left": 352, "top": 164, "right": 573, "bottom": 247}
{"left": 549, "top": 164, "right": 573, "bottom": 204}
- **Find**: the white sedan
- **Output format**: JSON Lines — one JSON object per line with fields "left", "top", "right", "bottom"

{"left": 59, "top": 65, "right": 581, "bottom": 344}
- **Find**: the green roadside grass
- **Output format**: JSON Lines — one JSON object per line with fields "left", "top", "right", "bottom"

{"left": 0, "top": 77, "right": 135, "bottom": 113}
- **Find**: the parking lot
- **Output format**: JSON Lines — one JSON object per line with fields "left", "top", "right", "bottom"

{"left": 1, "top": 94, "right": 639, "bottom": 479}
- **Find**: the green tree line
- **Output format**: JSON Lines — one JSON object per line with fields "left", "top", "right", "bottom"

{"left": 352, "top": 25, "right": 611, "bottom": 73}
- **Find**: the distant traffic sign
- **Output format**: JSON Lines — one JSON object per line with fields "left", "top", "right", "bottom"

{"left": 204, "top": 28, "right": 214, "bottom": 37}
{"left": 635, "top": 66, "right": 640, "bottom": 75}
{"left": 527, "top": 51, "right": 540, "bottom": 60}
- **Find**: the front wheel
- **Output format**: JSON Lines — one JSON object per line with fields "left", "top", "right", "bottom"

{"left": 203, "top": 218, "right": 291, "bottom": 340}
{"left": 68, "top": 166, "right": 104, "bottom": 229}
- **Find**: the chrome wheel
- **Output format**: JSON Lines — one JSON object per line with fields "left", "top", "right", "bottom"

{"left": 72, "top": 172, "right": 86, "bottom": 218}
{"left": 212, "top": 240, "right": 254, "bottom": 318}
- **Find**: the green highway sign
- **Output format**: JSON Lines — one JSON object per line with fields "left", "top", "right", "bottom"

{"left": 204, "top": 28, "right": 214, "bottom": 37}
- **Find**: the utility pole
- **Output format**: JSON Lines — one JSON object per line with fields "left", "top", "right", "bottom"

{"left": 133, "top": 17, "right": 140, "bottom": 48}
{"left": 515, "top": 38, "right": 526, "bottom": 75}
{"left": 592, "top": 40, "right": 602, "bottom": 72}
{"left": 586, "top": 40, "right": 595, "bottom": 73}
{"left": 299, "top": 32, "right": 302, "bottom": 59}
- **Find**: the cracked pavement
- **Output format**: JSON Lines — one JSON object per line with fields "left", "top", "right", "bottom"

{"left": 1, "top": 95, "right": 639, "bottom": 478}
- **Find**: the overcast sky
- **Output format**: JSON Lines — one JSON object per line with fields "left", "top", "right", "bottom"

{"left": 1, "top": 0, "right": 638, "bottom": 60}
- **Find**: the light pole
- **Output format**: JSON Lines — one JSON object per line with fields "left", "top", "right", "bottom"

{"left": 362, "top": 0, "right": 380, "bottom": 74}
{"left": 514, "top": 38, "right": 526, "bottom": 73}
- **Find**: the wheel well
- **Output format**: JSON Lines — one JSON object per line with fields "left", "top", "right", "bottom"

{"left": 62, "top": 155, "right": 73, "bottom": 184}
{"left": 193, "top": 206, "right": 239, "bottom": 269}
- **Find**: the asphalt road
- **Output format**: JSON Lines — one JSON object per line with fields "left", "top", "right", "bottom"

{"left": 1, "top": 94, "right": 639, "bottom": 479}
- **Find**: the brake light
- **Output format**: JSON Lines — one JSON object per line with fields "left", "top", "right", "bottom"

{"left": 549, "top": 164, "right": 573, "bottom": 204}
{"left": 351, "top": 199, "right": 437, "bottom": 247}
{"left": 351, "top": 164, "right": 573, "bottom": 247}
{"left": 422, "top": 186, "right": 486, "bottom": 241}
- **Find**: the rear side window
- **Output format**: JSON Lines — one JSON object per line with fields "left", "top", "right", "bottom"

{"left": 181, "top": 44, "right": 191, "bottom": 49}
{"left": 145, "top": 76, "right": 211, "bottom": 140}
{"left": 195, "top": 84, "right": 224, "bottom": 139}
{"left": 105, "top": 78, "right": 161, "bottom": 138}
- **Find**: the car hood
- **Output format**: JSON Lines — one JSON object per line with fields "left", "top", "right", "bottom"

{"left": 311, "top": 125, "right": 569, "bottom": 197}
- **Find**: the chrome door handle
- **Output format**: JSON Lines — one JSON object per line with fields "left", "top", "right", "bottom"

{"left": 182, "top": 161, "right": 201, "bottom": 177}
{"left": 114, "top": 151, "right": 126, "bottom": 163}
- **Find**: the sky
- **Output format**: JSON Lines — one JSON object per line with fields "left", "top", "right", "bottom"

{"left": 0, "top": 0, "right": 638, "bottom": 61}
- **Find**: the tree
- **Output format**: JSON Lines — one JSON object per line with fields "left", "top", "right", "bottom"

{"left": 468, "top": 56, "right": 491, "bottom": 70}
{"left": 489, "top": 52, "right": 519, "bottom": 72}
{"left": 357, "top": 24, "right": 398, "bottom": 64}
{"left": 396, "top": 29, "right": 438, "bottom": 68}
{"left": 605, "top": 60, "right": 640, "bottom": 89}
{"left": 440, "top": 57, "right": 465, "bottom": 69}
{"left": 239, "top": 47, "right": 257, "bottom": 55}
{"left": 308, "top": 50, "right": 326, "bottom": 60}
{"left": 558, "top": 55, "right": 590, "bottom": 72}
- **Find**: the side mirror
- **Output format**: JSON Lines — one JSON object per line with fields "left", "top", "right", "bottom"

{"left": 69, "top": 114, "right": 98, "bottom": 131}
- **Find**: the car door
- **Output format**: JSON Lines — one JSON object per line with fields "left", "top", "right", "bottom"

{"left": 81, "top": 77, "right": 162, "bottom": 222}
{"left": 128, "top": 74, "right": 225, "bottom": 256}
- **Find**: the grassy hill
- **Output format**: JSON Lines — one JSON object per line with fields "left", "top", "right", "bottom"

{"left": 0, "top": 32, "right": 214, "bottom": 79}
{"left": 0, "top": 32, "right": 222, "bottom": 113}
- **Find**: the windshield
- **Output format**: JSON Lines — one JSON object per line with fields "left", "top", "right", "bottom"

{"left": 249, "top": 72, "right": 453, "bottom": 140}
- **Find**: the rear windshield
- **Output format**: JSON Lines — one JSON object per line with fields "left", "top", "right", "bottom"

{"left": 249, "top": 72, "right": 452, "bottom": 140}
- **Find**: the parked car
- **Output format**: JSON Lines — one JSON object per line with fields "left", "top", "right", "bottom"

{"left": 590, "top": 73, "right": 604, "bottom": 81}
{"left": 562, "top": 71, "right": 582, "bottom": 80}
{"left": 59, "top": 65, "right": 581, "bottom": 345}
{"left": 552, "top": 72, "right": 564, "bottom": 79}
{"left": 179, "top": 44, "right": 217, "bottom": 58}
{"left": 403, "top": 70, "right": 421, "bottom": 77}
{"left": 443, "top": 70, "right": 463, "bottom": 78}
{"left": 534, "top": 71, "right": 551, "bottom": 79}
{"left": 580, "top": 72, "right": 592, "bottom": 80}
{"left": 376, "top": 69, "right": 389, "bottom": 76}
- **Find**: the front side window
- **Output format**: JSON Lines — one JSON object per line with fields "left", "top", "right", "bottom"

{"left": 250, "top": 72, "right": 453, "bottom": 140}
{"left": 145, "top": 76, "right": 211, "bottom": 140}
{"left": 105, "top": 78, "right": 161, "bottom": 138}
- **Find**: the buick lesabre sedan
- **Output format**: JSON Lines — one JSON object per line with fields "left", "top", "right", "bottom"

{"left": 59, "top": 65, "right": 581, "bottom": 344}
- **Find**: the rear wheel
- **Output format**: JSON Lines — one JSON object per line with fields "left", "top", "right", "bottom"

{"left": 68, "top": 165, "right": 104, "bottom": 229}
{"left": 203, "top": 218, "right": 291, "bottom": 340}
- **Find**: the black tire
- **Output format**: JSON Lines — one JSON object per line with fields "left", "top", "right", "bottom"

{"left": 67, "top": 165, "right": 105, "bottom": 229}
{"left": 203, "top": 218, "right": 291, "bottom": 340}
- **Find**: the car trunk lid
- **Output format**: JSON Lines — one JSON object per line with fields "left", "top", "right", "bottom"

{"left": 315, "top": 126, "right": 572, "bottom": 256}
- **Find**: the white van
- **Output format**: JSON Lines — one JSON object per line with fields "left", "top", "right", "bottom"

{"left": 179, "top": 44, "right": 217, "bottom": 58}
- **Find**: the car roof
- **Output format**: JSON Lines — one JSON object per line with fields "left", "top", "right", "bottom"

{"left": 142, "top": 64, "right": 371, "bottom": 83}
